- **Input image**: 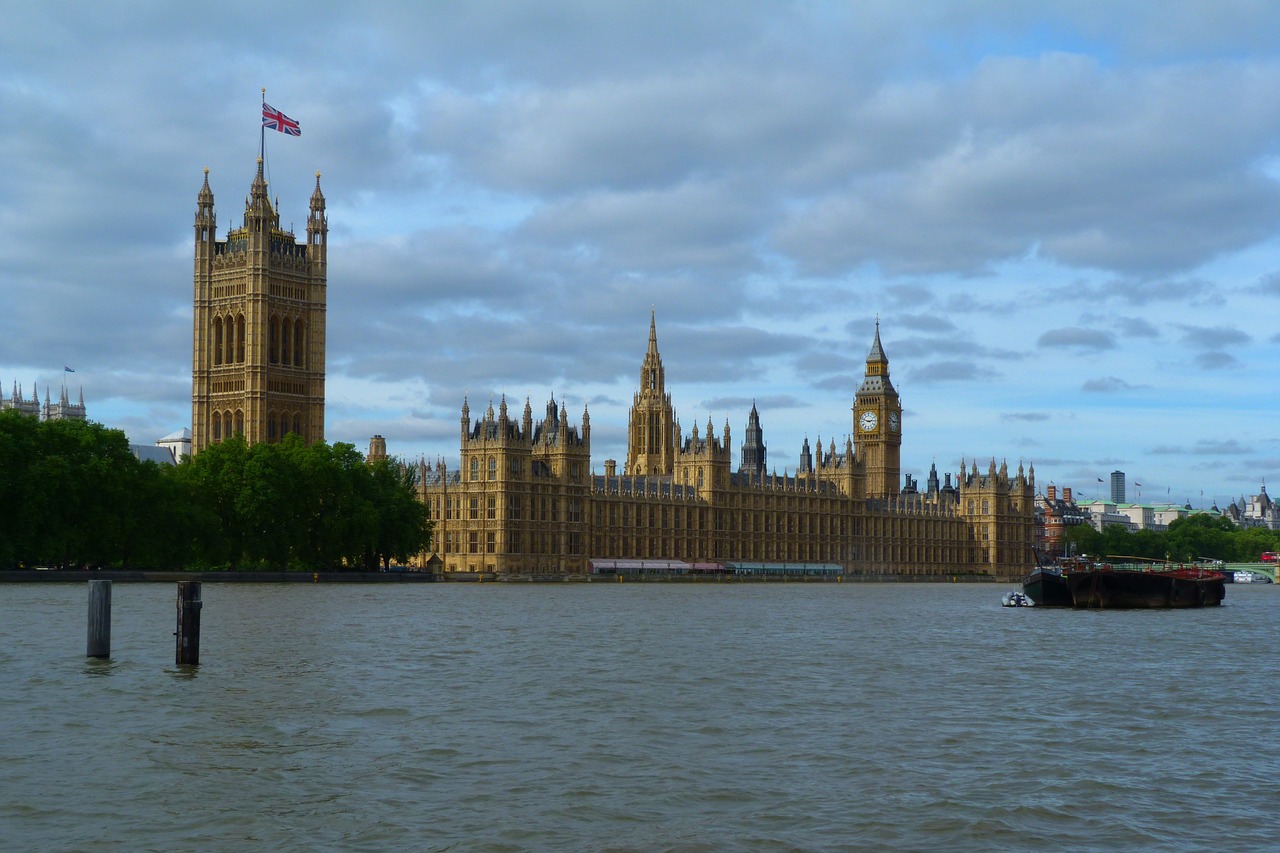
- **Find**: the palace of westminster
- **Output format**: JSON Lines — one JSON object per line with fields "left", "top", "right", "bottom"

{"left": 187, "top": 158, "right": 1036, "bottom": 578}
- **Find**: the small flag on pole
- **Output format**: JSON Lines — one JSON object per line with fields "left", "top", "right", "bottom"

{"left": 64, "top": 366, "right": 75, "bottom": 373}
{"left": 262, "top": 103, "right": 301, "bottom": 136}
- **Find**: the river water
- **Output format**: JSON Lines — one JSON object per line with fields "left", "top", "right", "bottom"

{"left": 2, "top": 581, "right": 1277, "bottom": 852}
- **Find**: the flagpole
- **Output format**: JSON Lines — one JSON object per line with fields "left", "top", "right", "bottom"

{"left": 260, "top": 87, "right": 266, "bottom": 163}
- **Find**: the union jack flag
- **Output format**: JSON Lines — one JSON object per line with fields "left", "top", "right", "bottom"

{"left": 262, "top": 103, "right": 300, "bottom": 136}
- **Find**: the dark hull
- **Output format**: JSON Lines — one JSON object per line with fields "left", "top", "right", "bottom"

{"left": 1066, "top": 569, "right": 1225, "bottom": 609}
{"left": 1024, "top": 569, "right": 1073, "bottom": 607}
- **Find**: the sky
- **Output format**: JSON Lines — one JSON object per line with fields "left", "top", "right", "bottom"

{"left": 3, "top": 1, "right": 1279, "bottom": 509}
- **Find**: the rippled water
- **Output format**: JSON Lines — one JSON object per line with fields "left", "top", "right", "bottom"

{"left": 2, "top": 581, "right": 1277, "bottom": 851}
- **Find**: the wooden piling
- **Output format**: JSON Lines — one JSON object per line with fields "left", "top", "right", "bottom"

{"left": 175, "top": 581, "right": 202, "bottom": 666}
{"left": 86, "top": 579, "right": 111, "bottom": 658}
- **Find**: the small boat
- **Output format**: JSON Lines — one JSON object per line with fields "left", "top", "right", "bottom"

{"left": 1001, "top": 590, "right": 1034, "bottom": 607}
{"left": 1233, "top": 570, "right": 1273, "bottom": 584}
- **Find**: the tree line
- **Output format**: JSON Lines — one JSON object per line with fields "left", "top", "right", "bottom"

{"left": 0, "top": 411, "right": 432, "bottom": 571}
{"left": 1062, "top": 512, "right": 1280, "bottom": 564}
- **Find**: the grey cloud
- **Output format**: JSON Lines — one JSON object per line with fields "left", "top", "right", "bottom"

{"left": 1082, "top": 376, "right": 1137, "bottom": 393}
{"left": 1001, "top": 412, "right": 1050, "bottom": 422}
{"left": 1037, "top": 327, "right": 1116, "bottom": 349}
{"left": 1175, "top": 324, "right": 1250, "bottom": 349}
{"left": 910, "top": 360, "right": 999, "bottom": 383}
{"left": 1194, "top": 350, "right": 1240, "bottom": 370}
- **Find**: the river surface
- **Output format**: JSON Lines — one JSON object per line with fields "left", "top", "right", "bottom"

{"left": 2, "top": 581, "right": 1277, "bottom": 852}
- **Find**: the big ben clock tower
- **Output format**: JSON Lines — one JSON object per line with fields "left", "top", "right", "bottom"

{"left": 854, "top": 320, "right": 902, "bottom": 499}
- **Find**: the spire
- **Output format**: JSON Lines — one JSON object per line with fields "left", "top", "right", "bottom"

{"left": 867, "top": 316, "right": 887, "bottom": 365}
{"left": 198, "top": 167, "right": 214, "bottom": 207}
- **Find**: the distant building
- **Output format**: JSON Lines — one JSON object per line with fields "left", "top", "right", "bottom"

{"left": 1039, "top": 485, "right": 1092, "bottom": 554}
{"left": 1225, "top": 484, "right": 1280, "bottom": 530}
{"left": 1, "top": 381, "right": 85, "bottom": 422}
{"left": 2, "top": 382, "right": 41, "bottom": 417}
{"left": 130, "top": 444, "right": 177, "bottom": 465}
{"left": 1110, "top": 470, "right": 1126, "bottom": 503}
{"left": 156, "top": 428, "right": 192, "bottom": 463}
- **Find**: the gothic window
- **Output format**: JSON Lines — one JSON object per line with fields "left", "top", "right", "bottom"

{"left": 281, "top": 320, "right": 292, "bottom": 366}
{"left": 234, "top": 410, "right": 244, "bottom": 435}
{"left": 267, "top": 413, "right": 277, "bottom": 440}
{"left": 510, "top": 458, "right": 520, "bottom": 477}
{"left": 212, "top": 411, "right": 222, "bottom": 441}
{"left": 982, "top": 499, "right": 990, "bottom": 514}
{"left": 282, "top": 414, "right": 292, "bottom": 437}
{"left": 293, "top": 413, "right": 302, "bottom": 435}
{"left": 236, "top": 315, "right": 246, "bottom": 362}
{"left": 470, "top": 457, "right": 479, "bottom": 481}
{"left": 212, "top": 317, "right": 223, "bottom": 366}
{"left": 488, "top": 457, "right": 497, "bottom": 480}
{"left": 294, "top": 319, "right": 305, "bottom": 368}
{"left": 487, "top": 496, "right": 496, "bottom": 519}
{"left": 268, "top": 316, "right": 279, "bottom": 364}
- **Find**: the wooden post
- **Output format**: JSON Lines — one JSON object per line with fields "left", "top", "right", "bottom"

{"left": 175, "top": 581, "right": 202, "bottom": 666}
{"left": 86, "top": 579, "right": 111, "bottom": 658}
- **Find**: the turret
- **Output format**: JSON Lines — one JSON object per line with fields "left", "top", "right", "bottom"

{"left": 307, "top": 171, "right": 327, "bottom": 263}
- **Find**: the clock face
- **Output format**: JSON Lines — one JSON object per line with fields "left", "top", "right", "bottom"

{"left": 888, "top": 412, "right": 899, "bottom": 432}
{"left": 859, "top": 411, "right": 878, "bottom": 432}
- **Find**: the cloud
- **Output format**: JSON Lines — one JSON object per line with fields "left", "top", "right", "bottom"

{"left": 1037, "top": 327, "right": 1117, "bottom": 349}
{"left": 1175, "top": 323, "right": 1251, "bottom": 349}
{"left": 1001, "top": 412, "right": 1050, "bottom": 422}
{"left": 1082, "top": 376, "right": 1138, "bottom": 393}
{"left": 910, "top": 360, "right": 999, "bottom": 383}
{"left": 1150, "top": 439, "right": 1252, "bottom": 456}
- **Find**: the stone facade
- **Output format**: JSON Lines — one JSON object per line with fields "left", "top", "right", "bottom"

{"left": 191, "top": 162, "right": 327, "bottom": 453}
{"left": 416, "top": 316, "right": 1036, "bottom": 579}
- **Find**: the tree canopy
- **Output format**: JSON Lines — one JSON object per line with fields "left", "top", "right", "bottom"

{"left": 0, "top": 411, "right": 432, "bottom": 571}
{"left": 1062, "top": 513, "right": 1279, "bottom": 564}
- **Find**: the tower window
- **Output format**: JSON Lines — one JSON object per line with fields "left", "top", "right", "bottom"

{"left": 236, "top": 315, "right": 246, "bottom": 363}
{"left": 488, "top": 457, "right": 497, "bottom": 480}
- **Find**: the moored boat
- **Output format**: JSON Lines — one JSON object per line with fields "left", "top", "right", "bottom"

{"left": 1023, "top": 564, "right": 1074, "bottom": 607}
{"left": 1066, "top": 564, "right": 1225, "bottom": 609}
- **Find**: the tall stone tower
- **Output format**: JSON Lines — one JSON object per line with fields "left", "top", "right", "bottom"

{"left": 625, "top": 310, "right": 680, "bottom": 476}
{"left": 191, "top": 162, "right": 327, "bottom": 453}
{"left": 853, "top": 320, "right": 902, "bottom": 499}
{"left": 740, "top": 402, "right": 766, "bottom": 477}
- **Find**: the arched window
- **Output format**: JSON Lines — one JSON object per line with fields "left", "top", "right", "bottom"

{"left": 268, "top": 316, "right": 279, "bottom": 364}
{"left": 294, "top": 319, "right": 305, "bottom": 368}
{"left": 281, "top": 319, "right": 292, "bottom": 366}
{"left": 234, "top": 410, "right": 244, "bottom": 435}
{"left": 212, "top": 411, "right": 222, "bottom": 441}
{"left": 488, "top": 457, "right": 497, "bottom": 480}
{"left": 212, "top": 317, "right": 223, "bottom": 366}
{"left": 267, "top": 412, "right": 277, "bottom": 440}
{"left": 470, "top": 457, "right": 480, "bottom": 481}
{"left": 293, "top": 413, "right": 302, "bottom": 435}
{"left": 236, "top": 315, "right": 246, "bottom": 363}
{"left": 281, "top": 414, "right": 290, "bottom": 437}
{"left": 982, "top": 499, "right": 990, "bottom": 514}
